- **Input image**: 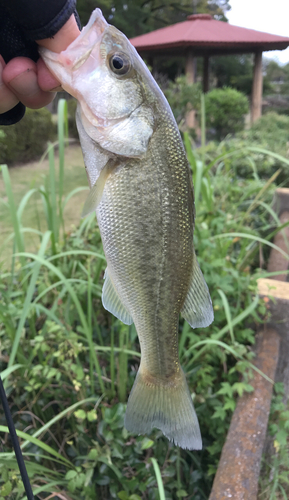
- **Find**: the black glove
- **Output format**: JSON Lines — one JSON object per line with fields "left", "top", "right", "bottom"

{"left": 0, "top": 0, "right": 80, "bottom": 125}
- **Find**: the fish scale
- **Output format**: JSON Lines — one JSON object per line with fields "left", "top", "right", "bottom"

{"left": 97, "top": 115, "right": 193, "bottom": 378}
{"left": 40, "top": 7, "right": 214, "bottom": 449}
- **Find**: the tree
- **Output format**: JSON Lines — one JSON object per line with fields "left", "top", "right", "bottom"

{"left": 194, "top": 0, "right": 231, "bottom": 21}
{"left": 211, "top": 55, "right": 254, "bottom": 95}
{"left": 263, "top": 59, "right": 289, "bottom": 95}
{"left": 264, "top": 60, "right": 286, "bottom": 83}
{"left": 282, "top": 64, "right": 289, "bottom": 94}
{"left": 76, "top": 0, "right": 231, "bottom": 38}
{"left": 211, "top": 54, "right": 272, "bottom": 96}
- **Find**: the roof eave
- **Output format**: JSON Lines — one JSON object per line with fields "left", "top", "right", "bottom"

{"left": 132, "top": 41, "right": 289, "bottom": 55}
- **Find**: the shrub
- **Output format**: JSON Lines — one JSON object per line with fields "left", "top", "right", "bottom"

{"left": 163, "top": 76, "right": 201, "bottom": 130}
{"left": 0, "top": 107, "right": 55, "bottom": 164}
{"left": 241, "top": 111, "right": 289, "bottom": 148}
{"left": 212, "top": 112, "right": 289, "bottom": 184}
{"left": 205, "top": 87, "right": 249, "bottom": 140}
{"left": 237, "top": 113, "right": 289, "bottom": 182}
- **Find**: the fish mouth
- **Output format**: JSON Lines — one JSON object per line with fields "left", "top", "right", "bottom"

{"left": 79, "top": 100, "right": 123, "bottom": 129}
{"left": 39, "top": 8, "right": 108, "bottom": 71}
{"left": 63, "top": 8, "right": 108, "bottom": 70}
{"left": 80, "top": 99, "right": 143, "bottom": 130}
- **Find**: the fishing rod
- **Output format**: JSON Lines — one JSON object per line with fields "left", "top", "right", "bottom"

{"left": 0, "top": 375, "right": 35, "bottom": 500}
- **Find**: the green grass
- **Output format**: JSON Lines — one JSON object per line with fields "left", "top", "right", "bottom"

{"left": 0, "top": 143, "right": 87, "bottom": 263}
{"left": 1, "top": 99, "right": 289, "bottom": 499}
{"left": 258, "top": 384, "right": 289, "bottom": 500}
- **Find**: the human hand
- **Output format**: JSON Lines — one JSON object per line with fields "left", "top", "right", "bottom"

{"left": 0, "top": 14, "right": 80, "bottom": 115}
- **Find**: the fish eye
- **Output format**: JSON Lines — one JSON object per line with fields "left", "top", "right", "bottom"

{"left": 109, "top": 53, "right": 131, "bottom": 75}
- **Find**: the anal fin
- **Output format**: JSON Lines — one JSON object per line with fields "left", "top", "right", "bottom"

{"left": 102, "top": 269, "right": 133, "bottom": 325}
{"left": 181, "top": 252, "right": 214, "bottom": 328}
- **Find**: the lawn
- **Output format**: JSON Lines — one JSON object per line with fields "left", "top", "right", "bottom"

{"left": 0, "top": 144, "right": 88, "bottom": 264}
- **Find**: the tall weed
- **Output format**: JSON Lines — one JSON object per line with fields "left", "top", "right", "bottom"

{"left": 0, "top": 98, "right": 288, "bottom": 499}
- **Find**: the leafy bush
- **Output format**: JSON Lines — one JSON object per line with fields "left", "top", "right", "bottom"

{"left": 258, "top": 382, "right": 289, "bottom": 498}
{"left": 163, "top": 76, "right": 201, "bottom": 131}
{"left": 237, "top": 112, "right": 289, "bottom": 182}
{"left": 240, "top": 112, "right": 289, "bottom": 150}
{"left": 0, "top": 107, "right": 55, "bottom": 164}
{"left": 205, "top": 87, "right": 249, "bottom": 140}
{"left": 204, "top": 112, "right": 289, "bottom": 184}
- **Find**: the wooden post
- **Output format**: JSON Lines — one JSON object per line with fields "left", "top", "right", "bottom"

{"left": 185, "top": 50, "right": 195, "bottom": 84}
{"left": 251, "top": 51, "right": 263, "bottom": 123}
{"left": 209, "top": 327, "right": 280, "bottom": 500}
{"left": 203, "top": 56, "right": 209, "bottom": 93}
{"left": 185, "top": 50, "right": 196, "bottom": 128}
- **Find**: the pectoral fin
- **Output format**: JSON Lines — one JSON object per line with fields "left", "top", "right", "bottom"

{"left": 181, "top": 252, "right": 214, "bottom": 328}
{"left": 81, "top": 159, "right": 117, "bottom": 218}
{"left": 102, "top": 269, "right": 133, "bottom": 325}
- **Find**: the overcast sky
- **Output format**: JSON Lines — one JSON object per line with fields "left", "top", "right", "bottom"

{"left": 226, "top": 0, "right": 289, "bottom": 65}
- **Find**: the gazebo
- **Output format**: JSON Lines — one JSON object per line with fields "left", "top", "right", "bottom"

{"left": 130, "top": 14, "right": 289, "bottom": 123}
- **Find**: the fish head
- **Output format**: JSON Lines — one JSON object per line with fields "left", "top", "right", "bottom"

{"left": 40, "top": 9, "right": 157, "bottom": 157}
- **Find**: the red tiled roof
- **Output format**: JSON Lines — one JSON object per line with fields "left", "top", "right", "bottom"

{"left": 130, "top": 14, "right": 289, "bottom": 53}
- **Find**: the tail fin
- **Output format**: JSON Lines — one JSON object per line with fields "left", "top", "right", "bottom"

{"left": 124, "top": 367, "right": 202, "bottom": 450}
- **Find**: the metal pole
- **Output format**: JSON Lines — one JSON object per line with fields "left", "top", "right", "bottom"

{"left": 0, "top": 375, "right": 35, "bottom": 500}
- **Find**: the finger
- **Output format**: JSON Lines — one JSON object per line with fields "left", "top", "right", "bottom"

{"left": 0, "top": 56, "right": 19, "bottom": 114}
{"left": 2, "top": 57, "right": 55, "bottom": 109}
{"left": 37, "top": 57, "right": 62, "bottom": 92}
{"left": 36, "top": 14, "right": 80, "bottom": 92}
{"left": 36, "top": 14, "right": 80, "bottom": 52}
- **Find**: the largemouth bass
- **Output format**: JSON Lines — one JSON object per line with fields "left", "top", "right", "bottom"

{"left": 40, "top": 8, "right": 213, "bottom": 450}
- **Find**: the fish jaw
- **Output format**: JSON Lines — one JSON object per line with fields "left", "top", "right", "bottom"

{"left": 40, "top": 8, "right": 154, "bottom": 157}
{"left": 39, "top": 8, "right": 107, "bottom": 99}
